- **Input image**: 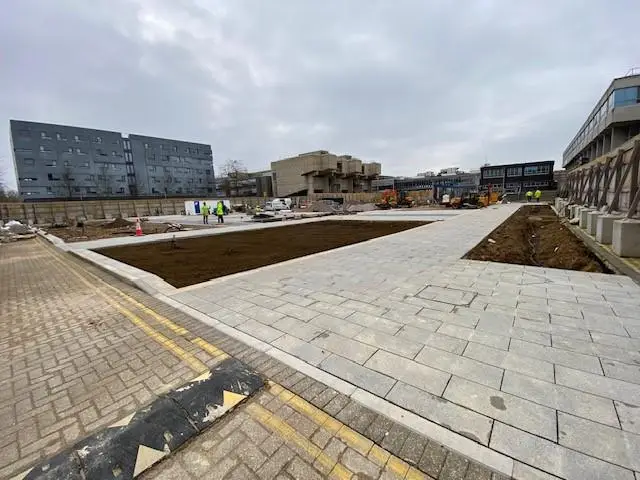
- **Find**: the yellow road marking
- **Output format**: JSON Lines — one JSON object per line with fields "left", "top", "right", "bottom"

{"left": 192, "top": 337, "right": 229, "bottom": 360}
{"left": 41, "top": 241, "right": 208, "bottom": 373}
{"left": 246, "top": 403, "right": 352, "bottom": 480}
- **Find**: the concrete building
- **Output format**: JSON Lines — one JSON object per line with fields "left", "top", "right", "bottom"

{"left": 479, "top": 161, "right": 555, "bottom": 192}
{"left": 563, "top": 72, "right": 640, "bottom": 170}
{"left": 215, "top": 170, "right": 274, "bottom": 197}
{"left": 270, "top": 151, "right": 381, "bottom": 197}
{"left": 10, "top": 120, "right": 214, "bottom": 200}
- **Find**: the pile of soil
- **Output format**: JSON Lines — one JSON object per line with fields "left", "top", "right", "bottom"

{"left": 466, "top": 205, "right": 610, "bottom": 273}
{"left": 105, "top": 217, "right": 134, "bottom": 229}
{"left": 48, "top": 222, "right": 186, "bottom": 242}
{"left": 98, "top": 220, "right": 428, "bottom": 287}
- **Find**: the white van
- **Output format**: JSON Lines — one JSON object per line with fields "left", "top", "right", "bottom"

{"left": 265, "top": 198, "right": 292, "bottom": 211}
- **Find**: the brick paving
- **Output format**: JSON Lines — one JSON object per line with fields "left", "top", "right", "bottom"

{"left": 161, "top": 205, "right": 640, "bottom": 480}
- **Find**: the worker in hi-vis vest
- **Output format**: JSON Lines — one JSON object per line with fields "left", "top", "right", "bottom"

{"left": 216, "top": 201, "right": 225, "bottom": 224}
{"left": 200, "top": 202, "right": 210, "bottom": 224}
{"left": 526, "top": 191, "right": 533, "bottom": 202}
{"left": 534, "top": 189, "right": 542, "bottom": 202}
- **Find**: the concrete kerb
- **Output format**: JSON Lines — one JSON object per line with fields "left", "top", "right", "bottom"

{"left": 18, "top": 357, "right": 263, "bottom": 480}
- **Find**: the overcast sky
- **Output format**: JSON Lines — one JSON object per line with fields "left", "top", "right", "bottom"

{"left": 2, "top": 0, "right": 640, "bottom": 189}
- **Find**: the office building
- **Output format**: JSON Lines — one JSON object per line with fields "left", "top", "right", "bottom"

{"left": 480, "top": 161, "right": 555, "bottom": 192}
{"left": 270, "top": 151, "right": 381, "bottom": 197}
{"left": 372, "top": 170, "right": 480, "bottom": 197}
{"left": 563, "top": 72, "right": 640, "bottom": 170}
{"left": 10, "top": 120, "right": 214, "bottom": 200}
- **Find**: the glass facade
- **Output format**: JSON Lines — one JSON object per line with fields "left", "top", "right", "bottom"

{"left": 614, "top": 87, "right": 640, "bottom": 107}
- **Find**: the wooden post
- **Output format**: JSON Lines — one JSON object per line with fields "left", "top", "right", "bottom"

{"left": 608, "top": 141, "right": 639, "bottom": 214}
{"left": 597, "top": 156, "right": 614, "bottom": 209}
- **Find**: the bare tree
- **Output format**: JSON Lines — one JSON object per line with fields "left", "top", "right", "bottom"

{"left": 221, "top": 160, "right": 248, "bottom": 197}
{"left": 60, "top": 168, "right": 75, "bottom": 199}
{"left": 0, "top": 167, "right": 20, "bottom": 202}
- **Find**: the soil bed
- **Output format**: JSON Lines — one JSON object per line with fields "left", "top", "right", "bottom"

{"left": 98, "top": 220, "right": 428, "bottom": 287}
{"left": 466, "top": 205, "right": 611, "bottom": 273}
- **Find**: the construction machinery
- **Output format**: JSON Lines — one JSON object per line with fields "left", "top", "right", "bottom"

{"left": 375, "top": 189, "right": 413, "bottom": 209}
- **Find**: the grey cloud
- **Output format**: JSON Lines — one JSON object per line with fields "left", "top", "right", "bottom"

{"left": 2, "top": 0, "right": 640, "bottom": 188}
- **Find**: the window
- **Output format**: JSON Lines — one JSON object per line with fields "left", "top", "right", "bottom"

{"left": 64, "top": 160, "right": 71, "bottom": 167}
{"left": 144, "top": 143, "right": 149, "bottom": 149}
{"left": 614, "top": 87, "right": 640, "bottom": 107}
{"left": 15, "top": 148, "right": 33, "bottom": 153}
{"left": 524, "top": 165, "right": 551, "bottom": 176}
{"left": 40, "top": 131, "right": 52, "bottom": 140}
{"left": 81, "top": 162, "right": 90, "bottom": 167}
{"left": 74, "top": 187, "right": 81, "bottom": 193}
{"left": 74, "top": 135, "right": 80, "bottom": 142}
{"left": 506, "top": 167, "right": 522, "bottom": 177}
{"left": 120, "top": 175, "right": 126, "bottom": 181}
{"left": 66, "top": 147, "right": 73, "bottom": 154}
{"left": 46, "top": 161, "right": 57, "bottom": 167}
{"left": 46, "top": 187, "right": 52, "bottom": 193}
{"left": 88, "top": 175, "right": 95, "bottom": 181}
{"left": 483, "top": 168, "right": 504, "bottom": 178}
{"left": 56, "top": 133, "right": 66, "bottom": 141}
{"left": 173, "top": 146, "right": 178, "bottom": 152}
{"left": 149, "top": 166, "right": 156, "bottom": 172}
{"left": 18, "top": 129, "right": 30, "bottom": 138}
{"left": 23, "top": 158, "right": 35, "bottom": 166}
{"left": 122, "top": 140, "right": 130, "bottom": 149}
{"left": 76, "top": 148, "right": 86, "bottom": 155}
{"left": 95, "top": 136, "right": 102, "bottom": 143}
{"left": 20, "top": 177, "right": 37, "bottom": 182}
{"left": 112, "top": 151, "right": 118, "bottom": 157}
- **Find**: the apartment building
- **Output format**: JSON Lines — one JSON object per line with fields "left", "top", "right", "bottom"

{"left": 563, "top": 72, "right": 640, "bottom": 170}
{"left": 270, "top": 150, "right": 381, "bottom": 197}
{"left": 10, "top": 120, "right": 214, "bottom": 200}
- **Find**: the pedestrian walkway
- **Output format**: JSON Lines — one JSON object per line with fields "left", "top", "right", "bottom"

{"left": 2, "top": 238, "right": 500, "bottom": 480}
{"left": 163, "top": 205, "right": 640, "bottom": 480}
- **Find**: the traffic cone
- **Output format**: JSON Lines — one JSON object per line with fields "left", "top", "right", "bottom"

{"left": 135, "top": 218, "right": 143, "bottom": 236}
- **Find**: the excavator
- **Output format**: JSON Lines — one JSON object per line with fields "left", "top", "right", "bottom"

{"left": 375, "top": 189, "right": 414, "bottom": 209}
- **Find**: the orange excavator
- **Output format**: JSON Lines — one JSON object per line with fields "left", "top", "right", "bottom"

{"left": 376, "top": 189, "right": 413, "bottom": 209}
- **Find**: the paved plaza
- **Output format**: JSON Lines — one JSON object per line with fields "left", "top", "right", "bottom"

{"left": 159, "top": 205, "right": 640, "bottom": 480}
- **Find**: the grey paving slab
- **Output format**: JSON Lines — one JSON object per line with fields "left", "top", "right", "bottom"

{"left": 308, "top": 301, "right": 356, "bottom": 319}
{"left": 490, "top": 422, "right": 634, "bottom": 480}
{"left": 243, "top": 305, "right": 287, "bottom": 325}
{"left": 279, "top": 292, "right": 315, "bottom": 307}
{"left": 307, "top": 291, "right": 347, "bottom": 305}
{"left": 616, "top": 401, "right": 640, "bottom": 435}
{"left": 271, "top": 335, "right": 331, "bottom": 366}
{"left": 558, "top": 412, "right": 640, "bottom": 471}
{"left": 590, "top": 332, "right": 640, "bottom": 350}
{"left": 601, "top": 359, "right": 640, "bottom": 385}
{"left": 340, "top": 299, "right": 388, "bottom": 317}
{"left": 346, "top": 311, "right": 402, "bottom": 335}
{"left": 463, "top": 342, "right": 554, "bottom": 382}
{"left": 555, "top": 365, "right": 640, "bottom": 405}
{"left": 355, "top": 329, "right": 422, "bottom": 358}
{"left": 237, "top": 319, "right": 285, "bottom": 343}
{"left": 551, "top": 312, "right": 629, "bottom": 336}
{"left": 552, "top": 335, "right": 640, "bottom": 365}
{"left": 436, "top": 323, "right": 510, "bottom": 350}
{"left": 415, "top": 346, "right": 503, "bottom": 389}
{"left": 320, "top": 354, "right": 395, "bottom": 397}
{"left": 310, "top": 331, "right": 377, "bottom": 365}
{"left": 274, "top": 303, "right": 321, "bottom": 321}
{"left": 444, "top": 376, "right": 557, "bottom": 441}
{"left": 512, "top": 462, "right": 563, "bottom": 480}
{"left": 514, "top": 318, "right": 592, "bottom": 341}
{"left": 365, "top": 350, "right": 451, "bottom": 396}
{"left": 508, "top": 339, "right": 603, "bottom": 375}
{"left": 272, "top": 316, "right": 326, "bottom": 342}
{"left": 395, "top": 326, "right": 468, "bottom": 354}
{"left": 309, "top": 313, "right": 364, "bottom": 338}
{"left": 386, "top": 381, "right": 494, "bottom": 445}
{"left": 501, "top": 371, "right": 620, "bottom": 428}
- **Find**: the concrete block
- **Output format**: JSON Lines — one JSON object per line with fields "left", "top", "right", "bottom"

{"left": 386, "top": 381, "right": 493, "bottom": 446}
{"left": 501, "top": 371, "right": 620, "bottom": 428}
{"left": 586, "top": 210, "right": 601, "bottom": 235}
{"left": 613, "top": 219, "right": 640, "bottom": 257}
{"left": 558, "top": 412, "right": 640, "bottom": 471}
{"left": 555, "top": 365, "right": 640, "bottom": 404}
{"left": 443, "top": 376, "right": 557, "bottom": 441}
{"left": 596, "top": 215, "right": 625, "bottom": 244}
{"left": 320, "top": 354, "right": 395, "bottom": 397}
{"left": 364, "top": 350, "right": 450, "bottom": 396}
{"left": 490, "top": 422, "right": 633, "bottom": 480}
{"left": 579, "top": 208, "right": 594, "bottom": 229}
{"left": 414, "top": 346, "right": 503, "bottom": 389}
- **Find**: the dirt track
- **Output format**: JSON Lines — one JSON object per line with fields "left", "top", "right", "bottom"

{"left": 466, "top": 205, "right": 610, "bottom": 273}
{"left": 98, "top": 220, "right": 428, "bottom": 287}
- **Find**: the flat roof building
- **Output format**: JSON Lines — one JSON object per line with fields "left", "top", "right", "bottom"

{"left": 10, "top": 120, "right": 214, "bottom": 200}
{"left": 270, "top": 151, "right": 381, "bottom": 197}
{"left": 563, "top": 73, "right": 640, "bottom": 170}
{"left": 480, "top": 161, "right": 555, "bottom": 192}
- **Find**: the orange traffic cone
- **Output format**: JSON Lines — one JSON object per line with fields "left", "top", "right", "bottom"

{"left": 135, "top": 218, "right": 143, "bottom": 236}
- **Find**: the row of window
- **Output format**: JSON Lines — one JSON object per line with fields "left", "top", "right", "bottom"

{"left": 483, "top": 165, "right": 551, "bottom": 178}
{"left": 566, "top": 86, "right": 640, "bottom": 156}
